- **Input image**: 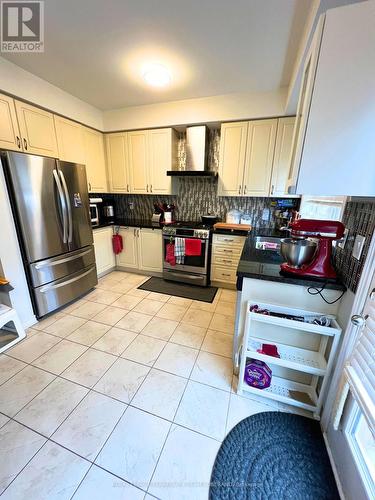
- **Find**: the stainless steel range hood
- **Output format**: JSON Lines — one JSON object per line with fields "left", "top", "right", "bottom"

{"left": 167, "top": 125, "right": 217, "bottom": 177}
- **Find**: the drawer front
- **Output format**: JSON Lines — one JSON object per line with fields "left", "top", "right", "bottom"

{"left": 213, "top": 255, "right": 240, "bottom": 268}
{"left": 213, "top": 245, "right": 243, "bottom": 257}
{"left": 213, "top": 234, "right": 246, "bottom": 247}
{"left": 211, "top": 266, "right": 237, "bottom": 283}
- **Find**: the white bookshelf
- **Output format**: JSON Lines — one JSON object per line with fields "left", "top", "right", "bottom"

{"left": 237, "top": 301, "right": 342, "bottom": 418}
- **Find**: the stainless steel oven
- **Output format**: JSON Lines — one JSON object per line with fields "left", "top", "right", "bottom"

{"left": 162, "top": 224, "right": 211, "bottom": 286}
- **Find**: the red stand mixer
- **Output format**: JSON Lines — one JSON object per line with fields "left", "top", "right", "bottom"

{"left": 280, "top": 219, "right": 345, "bottom": 279}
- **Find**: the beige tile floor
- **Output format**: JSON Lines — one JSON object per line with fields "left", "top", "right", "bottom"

{"left": 0, "top": 270, "right": 283, "bottom": 500}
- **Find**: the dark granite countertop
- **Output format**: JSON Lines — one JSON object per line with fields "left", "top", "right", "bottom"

{"left": 93, "top": 218, "right": 163, "bottom": 230}
{"left": 237, "top": 231, "right": 346, "bottom": 292}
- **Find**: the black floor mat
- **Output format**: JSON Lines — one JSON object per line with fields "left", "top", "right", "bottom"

{"left": 138, "top": 277, "right": 218, "bottom": 303}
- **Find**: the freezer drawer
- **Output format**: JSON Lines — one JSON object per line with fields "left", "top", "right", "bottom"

{"left": 33, "top": 264, "right": 97, "bottom": 317}
{"left": 29, "top": 245, "right": 96, "bottom": 287}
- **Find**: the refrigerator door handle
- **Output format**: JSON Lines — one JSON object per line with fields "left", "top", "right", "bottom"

{"left": 53, "top": 169, "right": 68, "bottom": 243}
{"left": 59, "top": 170, "right": 73, "bottom": 244}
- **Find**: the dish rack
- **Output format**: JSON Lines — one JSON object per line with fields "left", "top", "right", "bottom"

{"left": 237, "top": 301, "right": 342, "bottom": 418}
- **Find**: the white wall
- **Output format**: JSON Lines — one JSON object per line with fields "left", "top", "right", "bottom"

{"left": 103, "top": 88, "right": 288, "bottom": 131}
{"left": 0, "top": 164, "right": 36, "bottom": 328}
{"left": 0, "top": 57, "right": 103, "bottom": 130}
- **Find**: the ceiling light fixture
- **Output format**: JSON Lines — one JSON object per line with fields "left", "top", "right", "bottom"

{"left": 142, "top": 63, "right": 171, "bottom": 87}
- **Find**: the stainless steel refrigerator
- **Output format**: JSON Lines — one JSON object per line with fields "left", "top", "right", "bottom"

{"left": 1, "top": 151, "right": 98, "bottom": 318}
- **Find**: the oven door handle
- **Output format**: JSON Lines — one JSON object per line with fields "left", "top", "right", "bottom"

{"left": 166, "top": 271, "right": 204, "bottom": 280}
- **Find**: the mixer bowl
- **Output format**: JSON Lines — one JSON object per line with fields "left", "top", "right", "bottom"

{"left": 280, "top": 238, "right": 318, "bottom": 268}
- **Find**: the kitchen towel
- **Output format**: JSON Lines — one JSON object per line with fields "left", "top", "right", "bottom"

{"left": 174, "top": 237, "right": 185, "bottom": 264}
{"left": 185, "top": 238, "right": 202, "bottom": 256}
{"left": 165, "top": 243, "right": 176, "bottom": 266}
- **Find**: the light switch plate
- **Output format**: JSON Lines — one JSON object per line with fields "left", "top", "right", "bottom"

{"left": 352, "top": 234, "right": 366, "bottom": 260}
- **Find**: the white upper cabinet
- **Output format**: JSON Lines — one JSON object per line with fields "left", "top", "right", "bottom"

{"left": 15, "top": 100, "right": 58, "bottom": 157}
{"left": 291, "top": 1, "right": 375, "bottom": 196}
{"left": 243, "top": 119, "right": 277, "bottom": 196}
{"left": 218, "top": 122, "right": 248, "bottom": 196}
{"left": 0, "top": 93, "right": 22, "bottom": 151}
{"left": 106, "top": 132, "right": 130, "bottom": 193}
{"left": 83, "top": 127, "right": 107, "bottom": 192}
{"left": 128, "top": 130, "right": 149, "bottom": 194}
{"left": 55, "top": 116, "right": 86, "bottom": 164}
{"left": 148, "top": 128, "right": 177, "bottom": 194}
{"left": 271, "top": 116, "right": 295, "bottom": 196}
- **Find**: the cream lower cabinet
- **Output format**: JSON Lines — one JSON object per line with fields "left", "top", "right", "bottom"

{"left": 15, "top": 100, "right": 58, "bottom": 157}
{"left": 116, "top": 227, "right": 138, "bottom": 269}
{"left": 211, "top": 234, "right": 246, "bottom": 285}
{"left": 106, "top": 133, "right": 131, "bottom": 193}
{"left": 93, "top": 227, "right": 116, "bottom": 276}
{"left": 219, "top": 117, "right": 295, "bottom": 197}
{"left": 137, "top": 228, "right": 163, "bottom": 272}
{"left": 0, "top": 93, "right": 22, "bottom": 151}
{"left": 116, "top": 227, "right": 162, "bottom": 273}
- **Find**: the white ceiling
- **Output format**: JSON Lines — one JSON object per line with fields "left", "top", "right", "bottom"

{"left": 3, "top": 0, "right": 312, "bottom": 110}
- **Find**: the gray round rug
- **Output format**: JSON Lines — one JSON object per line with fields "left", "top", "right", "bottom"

{"left": 210, "top": 411, "right": 339, "bottom": 500}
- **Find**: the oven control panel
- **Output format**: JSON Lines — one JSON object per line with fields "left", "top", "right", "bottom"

{"left": 162, "top": 226, "right": 210, "bottom": 240}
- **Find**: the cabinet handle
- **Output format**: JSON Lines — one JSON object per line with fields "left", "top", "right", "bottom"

{"left": 23, "top": 138, "right": 28, "bottom": 150}
{"left": 223, "top": 238, "right": 234, "bottom": 242}
{"left": 146, "top": 184, "right": 149, "bottom": 193}
{"left": 150, "top": 184, "right": 152, "bottom": 193}
{"left": 88, "top": 182, "right": 92, "bottom": 191}
{"left": 238, "top": 185, "right": 241, "bottom": 194}
{"left": 244, "top": 185, "right": 247, "bottom": 195}
{"left": 137, "top": 229, "right": 140, "bottom": 237}
{"left": 223, "top": 249, "right": 233, "bottom": 253}
{"left": 222, "top": 259, "right": 232, "bottom": 263}
{"left": 133, "top": 228, "right": 136, "bottom": 237}
{"left": 127, "top": 184, "right": 129, "bottom": 192}
{"left": 16, "top": 136, "right": 21, "bottom": 149}
{"left": 271, "top": 185, "right": 274, "bottom": 195}
{"left": 222, "top": 273, "right": 231, "bottom": 277}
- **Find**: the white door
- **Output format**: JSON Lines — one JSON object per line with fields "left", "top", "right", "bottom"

{"left": 15, "top": 100, "right": 58, "bottom": 157}
{"left": 128, "top": 130, "right": 149, "bottom": 194}
{"left": 218, "top": 122, "right": 248, "bottom": 196}
{"left": 55, "top": 116, "right": 86, "bottom": 164}
{"left": 271, "top": 117, "right": 295, "bottom": 197}
{"left": 243, "top": 119, "right": 277, "bottom": 196}
{"left": 116, "top": 227, "right": 138, "bottom": 269}
{"left": 148, "top": 129, "right": 173, "bottom": 194}
{"left": 137, "top": 228, "right": 163, "bottom": 272}
{"left": 93, "top": 227, "right": 116, "bottom": 276}
{"left": 83, "top": 128, "right": 107, "bottom": 192}
{"left": 325, "top": 267, "right": 375, "bottom": 499}
{"left": 106, "top": 133, "right": 130, "bottom": 193}
{"left": 0, "top": 93, "right": 22, "bottom": 151}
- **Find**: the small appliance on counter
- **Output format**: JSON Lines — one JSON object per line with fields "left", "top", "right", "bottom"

{"left": 89, "top": 197, "right": 102, "bottom": 227}
{"left": 102, "top": 201, "right": 116, "bottom": 224}
{"left": 226, "top": 209, "right": 242, "bottom": 224}
{"left": 280, "top": 219, "right": 345, "bottom": 279}
{"left": 201, "top": 214, "right": 219, "bottom": 227}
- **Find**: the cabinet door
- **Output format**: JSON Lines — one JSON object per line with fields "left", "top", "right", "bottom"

{"left": 271, "top": 117, "right": 296, "bottom": 196}
{"left": 0, "top": 93, "right": 22, "bottom": 151}
{"left": 128, "top": 130, "right": 149, "bottom": 194}
{"left": 105, "top": 133, "right": 130, "bottom": 193}
{"left": 15, "top": 100, "right": 58, "bottom": 157}
{"left": 148, "top": 129, "right": 174, "bottom": 194}
{"left": 116, "top": 227, "right": 138, "bottom": 269}
{"left": 93, "top": 227, "right": 116, "bottom": 276}
{"left": 138, "top": 228, "right": 162, "bottom": 272}
{"left": 83, "top": 128, "right": 107, "bottom": 192}
{"left": 287, "top": 18, "right": 324, "bottom": 194}
{"left": 243, "top": 119, "right": 277, "bottom": 196}
{"left": 55, "top": 116, "right": 86, "bottom": 164}
{"left": 218, "top": 122, "right": 247, "bottom": 196}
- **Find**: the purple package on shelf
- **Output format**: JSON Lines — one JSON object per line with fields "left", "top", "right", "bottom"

{"left": 244, "top": 359, "right": 272, "bottom": 389}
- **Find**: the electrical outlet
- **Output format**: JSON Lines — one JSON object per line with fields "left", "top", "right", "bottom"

{"left": 129, "top": 202, "right": 134, "bottom": 210}
{"left": 337, "top": 228, "right": 349, "bottom": 249}
{"left": 352, "top": 234, "right": 366, "bottom": 260}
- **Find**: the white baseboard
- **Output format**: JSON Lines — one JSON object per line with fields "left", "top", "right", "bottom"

{"left": 323, "top": 432, "right": 346, "bottom": 500}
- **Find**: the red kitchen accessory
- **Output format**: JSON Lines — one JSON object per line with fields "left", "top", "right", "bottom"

{"left": 185, "top": 238, "right": 202, "bottom": 256}
{"left": 257, "top": 344, "right": 280, "bottom": 358}
{"left": 112, "top": 231, "right": 123, "bottom": 255}
{"left": 165, "top": 243, "right": 176, "bottom": 266}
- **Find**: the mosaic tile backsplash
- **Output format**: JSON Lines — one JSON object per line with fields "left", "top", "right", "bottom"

{"left": 94, "top": 177, "right": 298, "bottom": 230}
{"left": 334, "top": 199, "right": 375, "bottom": 293}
